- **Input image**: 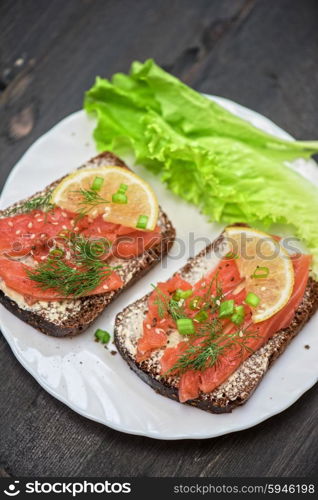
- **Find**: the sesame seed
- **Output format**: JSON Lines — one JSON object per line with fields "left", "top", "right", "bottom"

{"left": 74, "top": 226, "right": 80, "bottom": 232}
{"left": 102, "top": 285, "right": 108, "bottom": 290}
{"left": 28, "top": 222, "right": 33, "bottom": 229}
{"left": 61, "top": 212, "right": 67, "bottom": 217}
{"left": 52, "top": 222, "right": 58, "bottom": 225}
{"left": 30, "top": 234, "right": 35, "bottom": 239}
{"left": 70, "top": 220, "right": 75, "bottom": 227}
{"left": 16, "top": 230, "right": 21, "bottom": 235}
{"left": 155, "top": 328, "right": 165, "bottom": 335}
{"left": 41, "top": 256, "right": 46, "bottom": 260}
{"left": 8, "top": 221, "right": 13, "bottom": 227}
{"left": 261, "top": 286, "right": 266, "bottom": 291}
{"left": 97, "top": 227, "right": 101, "bottom": 233}
{"left": 62, "top": 225, "right": 67, "bottom": 230}
{"left": 40, "top": 233, "right": 46, "bottom": 239}
{"left": 159, "top": 319, "right": 166, "bottom": 324}
{"left": 36, "top": 218, "right": 43, "bottom": 222}
{"left": 102, "top": 208, "right": 111, "bottom": 220}
{"left": 146, "top": 324, "right": 151, "bottom": 330}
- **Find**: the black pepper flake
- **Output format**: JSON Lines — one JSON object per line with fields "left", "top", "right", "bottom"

{"left": 304, "top": 345, "right": 310, "bottom": 350}
{"left": 110, "top": 350, "right": 117, "bottom": 356}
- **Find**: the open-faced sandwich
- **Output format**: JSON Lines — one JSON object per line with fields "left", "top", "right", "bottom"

{"left": 115, "top": 225, "right": 318, "bottom": 413}
{"left": 0, "top": 152, "right": 175, "bottom": 337}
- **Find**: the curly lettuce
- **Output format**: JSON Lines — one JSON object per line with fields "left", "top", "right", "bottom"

{"left": 84, "top": 59, "right": 318, "bottom": 275}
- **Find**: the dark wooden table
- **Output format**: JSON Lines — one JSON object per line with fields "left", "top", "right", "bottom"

{"left": 1, "top": 0, "right": 318, "bottom": 478}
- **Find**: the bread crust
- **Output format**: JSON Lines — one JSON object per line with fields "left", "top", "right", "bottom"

{"left": 114, "top": 232, "right": 318, "bottom": 413}
{"left": 0, "top": 152, "right": 176, "bottom": 337}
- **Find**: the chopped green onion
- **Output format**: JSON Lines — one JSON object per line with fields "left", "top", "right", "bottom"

{"left": 173, "top": 289, "right": 193, "bottom": 301}
{"left": 94, "top": 328, "right": 111, "bottom": 344}
{"left": 234, "top": 305, "right": 245, "bottom": 317}
{"left": 176, "top": 318, "right": 195, "bottom": 336}
{"left": 218, "top": 299, "right": 235, "bottom": 318}
{"left": 91, "top": 176, "right": 104, "bottom": 191}
{"left": 112, "top": 183, "right": 128, "bottom": 203}
{"left": 136, "top": 215, "right": 148, "bottom": 229}
{"left": 112, "top": 192, "right": 128, "bottom": 204}
{"left": 194, "top": 310, "right": 209, "bottom": 323}
{"left": 118, "top": 183, "right": 128, "bottom": 193}
{"left": 189, "top": 296, "right": 202, "bottom": 310}
{"left": 231, "top": 313, "right": 245, "bottom": 325}
{"left": 251, "top": 266, "right": 269, "bottom": 279}
{"left": 50, "top": 248, "right": 64, "bottom": 258}
{"left": 231, "top": 305, "right": 245, "bottom": 325}
{"left": 225, "top": 251, "right": 239, "bottom": 260}
{"left": 245, "top": 292, "right": 260, "bottom": 307}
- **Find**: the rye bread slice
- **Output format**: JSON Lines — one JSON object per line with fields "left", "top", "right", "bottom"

{"left": 114, "top": 230, "right": 318, "bottom": 413}
{"left": 0, "top": 152, "right": 176, "bottom": 337}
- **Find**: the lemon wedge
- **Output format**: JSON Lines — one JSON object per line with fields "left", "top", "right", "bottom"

{"left": 51, "top": 166, "right": 159, "bottom": 230}
{"left": 225, "top": 226, "right": 294, "bottom": 323}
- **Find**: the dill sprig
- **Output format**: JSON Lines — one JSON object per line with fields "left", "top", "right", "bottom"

{"left": 200, "top": 273, "right": 223, "bottom": 309}
{"left": 66, "top": 233, "right": 112, "bottom": 263}
{"left": 151, "top": 285, "right": 187, "bottom": 321}
{"left": 151, "top": 285, "right": 169, "bottom": 318}
{"left": 72, "top": 188, "right": 109, "bottom": 218}
{"left": 27, "top": 233, "right": 118, "bottom": 297}
{"left": 168, "top": 298, "right": 188, "bottom": 321}
{"left": 6, "top": 191, "right": 55, "bottom": 216}
{"left": 27, "top": 258, "right": 113, "bottom": 297}
{"left": 169, "top": 323, "right": 259, "bottom": 373}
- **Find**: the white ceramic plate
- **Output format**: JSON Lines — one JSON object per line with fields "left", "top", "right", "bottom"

{"left": 1, "top": 96, "right": 318, "bottom": 440}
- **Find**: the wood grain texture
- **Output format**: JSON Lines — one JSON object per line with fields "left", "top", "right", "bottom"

{"left": 0, "top": 0, "right": 318, "bottom": 477}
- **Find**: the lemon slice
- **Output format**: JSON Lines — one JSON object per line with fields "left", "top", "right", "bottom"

{"left": 51, "top": 166, "right": 159, "bottom": 230}
{"left": 225, "top": 226, "right": 294, "bottom": 323}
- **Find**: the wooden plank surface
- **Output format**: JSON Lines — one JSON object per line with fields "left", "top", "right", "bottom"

{"left": 1, "top": 0, "right": 318, "bottom": 477}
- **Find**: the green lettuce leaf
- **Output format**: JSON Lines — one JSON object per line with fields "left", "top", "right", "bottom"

{"left": 84, "top": 59, "right": 318, "bottom": 276}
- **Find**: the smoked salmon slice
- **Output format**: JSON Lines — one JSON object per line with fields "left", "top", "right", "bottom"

{"left": 0, "top": 207, "right": 161, "bottom": 300}
{"left": 188, "top": 254, "right": 311, "bottom": 399}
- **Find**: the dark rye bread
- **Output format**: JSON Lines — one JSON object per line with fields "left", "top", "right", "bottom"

{"left": 0, "top": 152, "right": 175, "bottom": 337}
{"left": 114, "top": 231, "right": 318, "bottom": 413}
